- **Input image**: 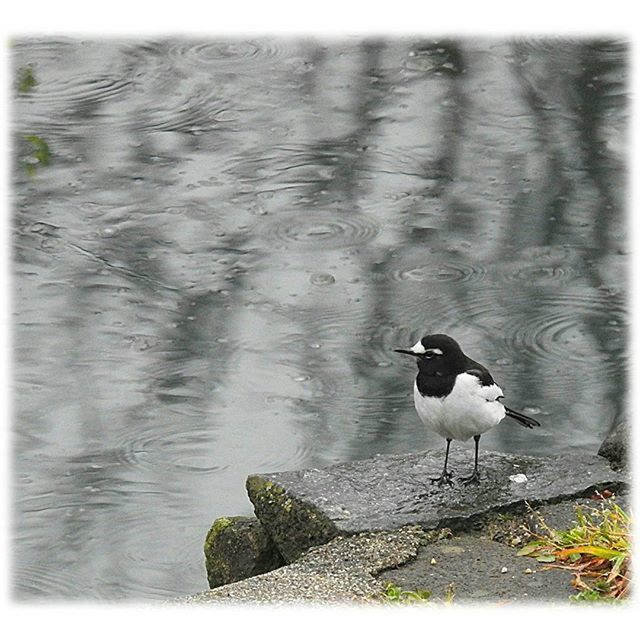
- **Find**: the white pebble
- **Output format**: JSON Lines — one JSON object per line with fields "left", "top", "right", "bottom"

{"left": 509, "top": 473, "right": 528, "bottom": 483}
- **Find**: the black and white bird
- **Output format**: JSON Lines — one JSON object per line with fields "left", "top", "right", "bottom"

{"left": 395, "top": 334, "right": 540, "bottom": 486}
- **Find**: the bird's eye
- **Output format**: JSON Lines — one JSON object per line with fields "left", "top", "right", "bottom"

{"left": 424, "top": 348, "right": 444, "bottom": 358}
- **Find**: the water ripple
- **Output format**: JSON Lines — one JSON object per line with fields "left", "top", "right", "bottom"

{"left": 499, "top": 291, "right": 626, "bottom": 373}
{"left": 136, "top": 38, "right": 297, "bottom": 72}
{"left": 12, "top": 37, "right": 79, "bottom": 61}
{"left": 497, "top": 245, "right": 584, "bottom": 284}
{"left": 501, "top": 264, "right": 579, "bottom": 283}
{"left": 104, "top": 427, "right": 228, "bottom": 476}
{"left": 509, "top": 37, "right": 626, "bottom": 58}
{"left": 391, "top": 260, "right": 486, "bottom": 283}
{"left": 13, "top": 564, "right": 94, "bottom": 600}
{"left": 267, "top": 212, "right": 379, "bottom": 250}
{"left": 358, "top": 323, "right": 424, "bottom": 366}
{"left": 22, "top": 75, "right": 134, "bottom": 106}
{"left": 134, "top": 95, "right": 236, "bottom": 135}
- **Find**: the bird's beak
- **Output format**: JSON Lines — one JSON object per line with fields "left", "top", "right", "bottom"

{"left": 394, "top": 349, "right": 420, "bottom": 357}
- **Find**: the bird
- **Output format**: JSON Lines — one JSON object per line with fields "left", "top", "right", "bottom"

{"left": 395, "top": 333, "right": 540, "bottom": 486}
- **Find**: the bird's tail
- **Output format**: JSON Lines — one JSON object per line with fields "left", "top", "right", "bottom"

{"left": 505, "top": 407, "right": 540, "bottom": 429}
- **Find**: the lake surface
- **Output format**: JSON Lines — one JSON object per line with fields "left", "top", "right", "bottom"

{"left": 11, "top": 37, "right": 628, "bottom": 601}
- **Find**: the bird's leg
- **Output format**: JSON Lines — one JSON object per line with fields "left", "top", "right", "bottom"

{"left": 461, "top": 435, "right": 481, "bottom": 484}
{"left": 430, "top": 438, "right": 454, "bottom": 486}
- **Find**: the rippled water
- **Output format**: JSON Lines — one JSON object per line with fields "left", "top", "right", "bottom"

{"left": 11, "top": 37, "right": 628, "bottom": 601}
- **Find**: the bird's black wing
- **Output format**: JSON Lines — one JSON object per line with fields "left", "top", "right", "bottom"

{"left": 466, "top": 357, "right": 540, "bottom": 428}
{"left": 464, "top": 358, "right": 497, "bottom": 388}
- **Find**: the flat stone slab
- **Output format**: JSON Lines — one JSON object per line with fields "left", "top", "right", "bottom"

{"left": 247, "top": 448, "right": 626, "bottom": 562}
{"left": 379, "top": 489, "right": 630, "bottom": 603}
{"left": 379, "top": 534, "right": 575, "bottom": 603}
{"left": 180, "top": 491, "right": 630, "bottom": 605}
{"left": 178, "top": 528, "right": 423, "bottom": 604}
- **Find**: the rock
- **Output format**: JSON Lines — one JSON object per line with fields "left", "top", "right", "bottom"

{"left": 378, "top": 534, "right": 576, "bottom": 602}
{"left": 379, "top": 488, "right": 629, "bottom": 604}
{"left": 183, "top": 527, "right": 423, "bottom": 604}
{"left": 598, "top": 421, "right": 630, "bottom": 470}
{"left": 247, "top": 448, "right": 626, "bottom": 562}
{"left": 245, "top": 476, "right": 339, "bottom": 564}
{"left": 204, "top": 516, "right": 284, "bottom": 588}
{"left": 183, "top": 490, "right": 630, "bottom": 605}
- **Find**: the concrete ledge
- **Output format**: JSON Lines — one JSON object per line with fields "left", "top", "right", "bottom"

{"left": 184, "top": 490, "right": 629, "bottom": 604}
{"left": 188, "top": 445, "right": 628, "bottom": 604}
{"left": 182, "top": 527, "right": 424, "bottom": 604}
{"left": 247, "top": 448, "right": 626, "bottom": 562}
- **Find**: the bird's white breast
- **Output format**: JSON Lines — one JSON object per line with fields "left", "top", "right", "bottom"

{"left": 413, "top": 373, "right": 506, "bottom": 441}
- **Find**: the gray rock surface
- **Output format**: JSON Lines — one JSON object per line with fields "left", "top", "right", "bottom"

{"left": 247, "top": 448, "right": 626, "bottom": 562}
{"left": 379, "top": 534, "right": 575, "bottom": 602}
{"left": 204, "top": 516, "right": 284, "bottom": 588}
{"left": 181, "top": 527, "right": 423, "bottom": 604}
{"left": 598, "top": 421, "right": 630, "bottom": 470}
{"left": 182, "top": 490, "right": 629, "bottom": 604}
{"left": 379, "top": 489, "right": 629, "bottom": 603}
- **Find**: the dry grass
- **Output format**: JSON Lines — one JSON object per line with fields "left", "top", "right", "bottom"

{"left": 519, "top": 495, "right": 631, "bottom": 601}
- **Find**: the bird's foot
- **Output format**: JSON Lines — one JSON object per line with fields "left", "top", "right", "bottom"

{"left": 429, "top": 470, "right": 454, "bottom": 487}
{"left": 460, "top": 470, "right": 481, "bottom": 485}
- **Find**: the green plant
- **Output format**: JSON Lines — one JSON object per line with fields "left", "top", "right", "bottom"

{"left": 518, "top": 498, "right": 631, "bottom": 600}
{"left": 23, "top": 135, "right": 51, "bottom": 175}
{"left": 382, "top": 582, "right": 431, "bottom": 603}
{"left": 17, "top": 66, "right": 37, "bottom": 92}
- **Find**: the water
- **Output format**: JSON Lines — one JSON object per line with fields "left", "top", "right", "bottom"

{"left": 11, "top": 37, "right": 629, "bottom": 601}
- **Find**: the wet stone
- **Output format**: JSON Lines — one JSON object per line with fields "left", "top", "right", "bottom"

{"left": 598, "top": 421, "right": 630, "bottom": 470}
{"left": 379, "top": 535, "right": 575, "bottom": 602}
{"left": 247, "top": 448, "right": 627, "bottom": 562}
{"left": 182, "top": 527, "right": 423, "bottom": 604}
{"left": 204, "top": 516, "right": 284, "bottom": 588}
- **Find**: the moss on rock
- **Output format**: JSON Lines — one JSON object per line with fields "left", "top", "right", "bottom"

{"left": 246, "top": 474, "right": 340, "bottom": 562}
{"left": 204, "top": 515, "right": 284, "bottom": 588}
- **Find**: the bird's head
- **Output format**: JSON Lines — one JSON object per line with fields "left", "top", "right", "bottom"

{"left": 395, "top": 334, "right": 464, "bottom": 371}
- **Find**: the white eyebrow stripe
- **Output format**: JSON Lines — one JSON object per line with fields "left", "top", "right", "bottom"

{"left": 428, "top": 348, "right": 443, "bottom": 355}
{"left": 410, "top": 340, "right": 426, "bottom": 354}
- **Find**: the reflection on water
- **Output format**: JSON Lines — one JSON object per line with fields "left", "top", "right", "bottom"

{"left": 11, "top": 37, "right": 628, "bottom": 600}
